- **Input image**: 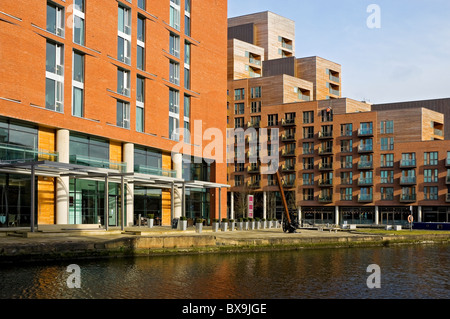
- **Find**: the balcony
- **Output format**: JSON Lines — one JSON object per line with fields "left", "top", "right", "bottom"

{"left": 341, "top": 178, "right": 353, "bottom": 185}
{"left": 319, "top": 163, "right": 333, "bottom": 171}
{"left": 400, "top": 194, "right": 416, "bottom": 203}
{"left": 446, "top": 193, "right": 450, "bottom": 203}
{"left": 446, "top": 175, "right": 450, "bottom": 185}
{"left": 134, "top": 164, "right": 176, "bottom": 178}
{"left": 318, "top": 147, "right": 333, "bottom": 155}
{"left": 318, "top": 131, "right": 333, "bottom": 139}
{"left": 281, "top": 118, "right": 296, "bottom": 127}
{"left": 247, "top": 180, "right": 261, "bottom": 189}
{"left": 329, "top": 87, "right": 340, "bottom": 96}
{"left": 247, "top": 165, "right": 260, "bottom": 174}
{"left": 400, "top": 159, "right": 416, "bottom": 168}
{"left": 282, "top": 179, "right": 296, "bottom": 188}
{"left": 281, "top": 134, "right": 296, "bottom": 142}
{"left": 358, "top": 145, "right": 373, "bottom": 153}
{"left": 329, "top": 74, "right": 340, "bottom": 83}
{"left": 249, "top": 57, "right": 262, "bottom": 66}
{"left": 341, "top": 162, "right": 353, "bottom": 169}
{"left": 281, "top": 165, "right": 296, "bottom": 172}
{"left": 247, "top": 121, "right": 260, "bottom": 129}
{"left": 319, "top": 195, "right": 333, "bottom": 203}
{"left": 0, "top": 143, "right": 59, "bottom": 163}
{"left": 281, "top": 149, "right": 296, "bottom": 157}
{"left": 358, "top": 129, "right": 373, "bottom": 137}
{"left": 358, "top": 178, "right": 373, "bottom": 186}
{"left": 358, "top": 194, "right": 373, "bottom": 203}
{"left": 318, "top": 178, "right": 333, "bottom": 187}
{"left": 400, "top": 176, "right": 417, "bottom": 185}
{"left": 358, "top": 161, "right": 373, "bottom": 170}
{"left": 70, "top": 155, "right": 127, "bottom": 172}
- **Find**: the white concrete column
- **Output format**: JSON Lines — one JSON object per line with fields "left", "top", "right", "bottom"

{"left": 230, "top": 191, "right": 234, "bottom": 220}
{"left": 297, "top": 206, "right": 302, "bottom": 225}
{"left": 335, "top": 206, "right": 339, "bottom": 225}
{"left": 123, "top": 143, "right": 134, "bottom": 226}
{"left": 418, "top": 206, "right": 422, "bottom": 222}
{"left": 263, "top": 191, "right": 267, "bottom": 220}
{"left": 375, "top": 206, "right": 379, "bottom": 225}
{"left": 56, "top": 129, "right": 70, "bottom": 225}
{"left": 173, "top": 153, "right": 183, "bottom": 219}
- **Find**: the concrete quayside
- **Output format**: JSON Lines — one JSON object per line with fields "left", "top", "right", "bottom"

{"left": 0, "top": 224, "right": 449, "bottom": 263}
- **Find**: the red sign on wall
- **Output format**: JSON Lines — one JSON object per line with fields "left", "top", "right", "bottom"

{"left": 248, "top": 195, "right": 254, "bottom": 218}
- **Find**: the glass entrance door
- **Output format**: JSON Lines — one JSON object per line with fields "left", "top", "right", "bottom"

{"left": 108, "top": 195, "right": 118, "bottom": 226}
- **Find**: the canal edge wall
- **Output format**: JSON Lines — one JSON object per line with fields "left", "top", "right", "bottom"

{"left": 0, "top": 232, "right": 449, "bottom": 263}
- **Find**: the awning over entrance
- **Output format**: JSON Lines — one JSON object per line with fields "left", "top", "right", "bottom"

{"left": 0, "top": 160, "right": 230, "bottom": 232}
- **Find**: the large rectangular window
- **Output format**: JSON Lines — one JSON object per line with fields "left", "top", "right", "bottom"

{"left": 170, "top": 0, "right": 181, "bottom": 30}
{"left": 137, "top": 16, "right": 145, "bottom": 70}
{"left": 47, "top": 2, "right": 65, "bottom": 36}
{"left": 46, "top": 41, "right": 64, "bottom": 112}
{"left": 117, "top": 68, "right": 130, "bottom": 96}
{"left": 116, "top": 100, "right": 130, "bottom": 129}
{"left": 73, "top": 0, "right": 85, "bottom": 45}
{"left": 72, "top": 51, "right": 84, "bottom": 117}
{"left": 118, "top": 5, "right": 131, "bottom": 64}
{"left": 136, "top": 76, "right": 145, "bottom": 132}
{"left": 169, "top": 61, "right": 180, "bottom": 85}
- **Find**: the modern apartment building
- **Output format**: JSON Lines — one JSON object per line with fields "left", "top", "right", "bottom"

{"left": 0, "top": 0, "right": 228, "bottom": 229}
{"left": 227, "top": 11, "right": 450, "bottom": 225}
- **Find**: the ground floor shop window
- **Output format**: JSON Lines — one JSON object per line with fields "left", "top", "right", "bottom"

{"left": 69, "top": 179, "right": 124, "bottom": 226}
{"left": 0, "top": 173, "right": 35, "bottom": 227}
{"left": 134, "top": 187, "right": 162, "bottom": 223}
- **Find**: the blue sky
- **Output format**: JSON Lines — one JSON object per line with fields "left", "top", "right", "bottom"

{"left": 227, "top": 0, "right": 450, "bottom": 104}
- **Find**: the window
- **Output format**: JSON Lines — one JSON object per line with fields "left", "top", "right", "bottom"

{"left": 303, "top": 127, "right": 314, "bottom": 139}
{"left": 184, "top": 42, "right": 191, "bottom": 65}
{"left": 381, "top": 154, "right": 394, "bottom": 167}
{"left": 303, "top": 157, "right": 314, "bottom": 170}
{"left": 118, "top": 5, "right": 131, "bottom": 64}
{"left": 184, "top": 95, "right": 190, "bottom": 118}
{"left": 185, "top": 14, "right": 191, "bottom": 37}
{"left": 341, "top": 123, "right": 352, "bottom": 137}
{"left": 234, "top": 117, "right": 243, "bottom": 128}
{"left": 359, "top": 122, "right": 373, "bottom": 135}
{"left": 424, "top": 186, "right": 438, "bottom": 200}
{"left": 381, "top": 137, "right": 394, "bottom": 151}
{"left": 234, "top": 175, "right": 243, "bottom": 186}
{"left": 116, "top": 100, "right": 130, "bottom": 129}
{"left": 169, "top": 116, "right": 180, "bottom": 141}
{"left": 137, "top": 16, "right": 145, "bottom": 70}
{"left": 73, "top": 0, "right": 85, "bottom": 45}
{"left": 340, "top": 188, "right": 353, "bottom": 201}
{"left": 72, "top": 51, "right": 84, "bottom": 117}
{"left": 184, "top": 67, "right": 190, "bottom": 89}
{"left": 424, "top": 169, "right": 438, "bottom": 183}
{"left": 234, "top": 88, "right": 245, "bottom": 100}
{"left": 303, "top": 142, "right": 314, "bottom": 155}
{"left": 234, "top": 103, "right": 244, "bottom": 115}
{"left": 268, "top": 114, "right": 278, "bottom": 126}
{"left": 251, "top": 87, "right": 262, "bottom": 98}
{"left": 117, "top": 68, "right": 130, "bottom": 96}
{"left": 381, "top": 187, "right": 394, "bottom": 200}
{"left": 136, "top": 76, "right": 145, "bottom": 132}
{"left": 303, "top": 189, "right": 314, "bottom": 201}
{"left": 340, "top": 156, "right": 353, "bottom": 169}
{"left": 424, "top": 152, "right": 438, "bottom": 166}
{"left": 169, "top": 89, "right": 179, "bottom": 114}
{"left": 381, "top": 170, "right": 394, "bottom": 184}
{"left": 302, "top": 173, "right": 314, "bottom": 186}
{"left": 341, "top": 139, "right": 353, "bottom": 153}
{"left": 302, "top": 111, "right": 314, "bottom": 124}
{"left": 47, "top": 2, "right": 65, "bottom": 36}
{"left": 138, "top": 0, "right": 146, "bottom": 10}
{"left": 250, "top": 116, "right": 261, "bottom": 127}
{"left": 380, "top": 120, "right": 394, "bottom": 134}
{"left": 170, "top": 0, "right": 181, "bottom": 30}
{"left": 341, "top": 171, "right": 353, "bottom": 185}
{"left": 169, "top": 33, "right": 180, "bottom": 57}
{"left": 321, "top": 108, "right": 333, "bottom": 122}
{"left": 235, "top": 162, "right": 244, "bottom": 172}
{"left": 46, "top": 41, "right": 64, "bottom": 112}
{"left": 251, "top": 101, "right": 261, "bottom": 113}
{"left": 169, "top": 61, "right": 180, "bottom": 85}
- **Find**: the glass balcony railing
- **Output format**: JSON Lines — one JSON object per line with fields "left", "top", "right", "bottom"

{"left": 249, "top": 57, "right": 261, "bottom": 66}
{"left": 400, "top": 194, "right": 416, "bottom": 202}
{"left": 358, "top": 161, "right": 373, "bottom": 170}
{"left": 358, "top": 178, "right": 373, "bottom": 186}
{"left": 329, "top": 74, "right": 340, "bottom": 83}
{"left": 400, "top": 159, "right": 416, "bottom": 167}
{"left": 329, "top": 88, "right": 340, "bottom": 96}
{"left": 281, "top": 42, "right": 293, "bottom": 50}
{"left": 70, "top": 154, "right": 127, "bottom": 172}
{"left": 358, "top": 194, "right": 373, "bottom": 202}
{"left": 0, "top": 143, "right": 58, "bottom": 163}
{"left": 400, "top": 176, "right": 417, "bottom": 185}
{"left": 134, "top": 164, "right": 176, "bottom": 178}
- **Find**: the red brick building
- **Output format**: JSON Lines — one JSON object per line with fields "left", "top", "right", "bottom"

{"left": 0, "top": 0, "right": 228, "bottom": 229}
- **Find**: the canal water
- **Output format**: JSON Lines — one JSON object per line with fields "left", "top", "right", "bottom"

{"left": 0, "top": 244, "right": 449, "bottom": 299}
